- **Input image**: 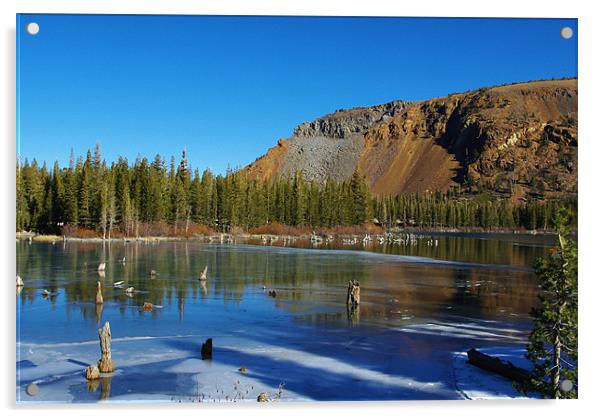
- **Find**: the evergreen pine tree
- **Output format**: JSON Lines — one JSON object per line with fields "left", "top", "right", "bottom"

{"left": 516, "top": 209, "right": 578, "bottom": 398}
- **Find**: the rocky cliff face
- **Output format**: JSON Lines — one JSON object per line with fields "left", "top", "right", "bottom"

{"left": 245, "top": 79, "right": 577, "bottom": 200}
{"left": 293, "top": 100, "right": 412, "bottom": 139}
{"left": 246, "top": 100, "right": 413, "bottom": 183}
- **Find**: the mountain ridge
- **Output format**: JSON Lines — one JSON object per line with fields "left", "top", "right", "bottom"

{"left": 244, "top": 78, "right": 577, "bottom": 201}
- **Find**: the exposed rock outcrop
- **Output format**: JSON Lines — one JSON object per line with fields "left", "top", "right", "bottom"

{"left": 245, "top": 79, "right": 577, "bottom": 200}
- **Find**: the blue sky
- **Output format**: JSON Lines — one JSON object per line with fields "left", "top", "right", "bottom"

{"left": 17, "top": 14, "right": 577, "bottom": 174}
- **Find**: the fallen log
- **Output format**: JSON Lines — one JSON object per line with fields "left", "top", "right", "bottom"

{"left": 466, "top": 348, "right": 531, "bottom": 383}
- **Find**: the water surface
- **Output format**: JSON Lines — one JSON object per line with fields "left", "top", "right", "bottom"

{"left": 16, "top": 236, "right": 548, "bottom": 402}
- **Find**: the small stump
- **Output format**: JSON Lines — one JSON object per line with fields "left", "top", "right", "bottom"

{"left": 85, "top": 365, "right": 100, "bottom": 380}
{"left": 142, "top": 302, "right": 154, "bottom": 311}
{"left": 257, "top": 392, "right": 269, "bottom": 402}
{"left": 201, "top": 338, "right": 212, "bottom": 360}
{"left": 199, "top": 265, "right": 208, "bottom": 281}
{"left": 346, "top": 280, "right": 360, "bottom": 307}
{"left": 95, "top": 281, "right": 103, "bottom": 304}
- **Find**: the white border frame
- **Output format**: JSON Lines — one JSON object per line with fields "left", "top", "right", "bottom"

{"left": 2, "top": 1, "right": 600, "bottom": 417}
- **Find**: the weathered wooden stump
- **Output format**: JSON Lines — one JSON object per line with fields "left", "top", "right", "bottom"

{"left": 85, "top": 365, "right": 100, "bottom": 380}
{"left": 95, "top": 281, "right": 103, "bottom": 304}
{"left": 16, "top": 275, "right": 24, "bottom": 287}
{"left": 97, "top": 263, "right": 106, "bottom": 272}
{"left": 201, "top": 338, "right": 212, "bottom": 360}
{"left": 346, "top": 280, "right": 360, "bottom": 307}
{"left": 199, "top": 265, "right": 208, "bottom": 281}
{"left": 466, "top": 348, "right": 530, "bottom": 383}
{"left": 97, "top": 322, "right": 115, "bottom": 373}
{"left": 149, "top": 270, "right": 157, "bottom": 277}
{"left": 257, "top": 392, "right": 269, "bottom": 402}
{"left": 142, "top": 302, "right": 154, "bottom": 311}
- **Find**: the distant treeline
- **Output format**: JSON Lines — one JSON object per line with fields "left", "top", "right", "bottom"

{"left": 16, "top": 146, "right": 576, "bottom": 236}
{"left": 374, "top": 193, "right": 576, "bottom": 231}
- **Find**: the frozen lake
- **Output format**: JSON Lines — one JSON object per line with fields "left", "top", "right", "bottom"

{"left": 16, "top": 236, "right": 550, "bottom": 403}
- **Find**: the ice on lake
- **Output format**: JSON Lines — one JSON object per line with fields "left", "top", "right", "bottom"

{"left": 16, "top": 239, "right": 545, "bottom": 402}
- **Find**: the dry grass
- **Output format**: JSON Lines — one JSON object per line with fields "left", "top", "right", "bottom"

{"left": 61, "top": 225, "right": 100, "bottom": 238}
{"left": 60, "top": 222, "right": 216, "bottom": 239}
{"left": 32, "top": 234, "right": 63, "bottom": 242}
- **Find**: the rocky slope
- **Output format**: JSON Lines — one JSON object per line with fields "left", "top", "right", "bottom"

{"left": 245, "top": 79, "right": 577, "bottom": 199}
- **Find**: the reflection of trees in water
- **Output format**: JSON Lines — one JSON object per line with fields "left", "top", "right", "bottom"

{"left": 449, "top": 268, "right": 539, "bottom": 315}
{"left": 264, "top": 234, "right": 551, "bottom": 268}
{"left": 17, "top": 240, "right": 539, "bottom": 326}
{"left": 17, "top": 241, "right": 370, "bottom": 321}
{"left": 292, "top": 261, "right": 539, "bottom": 327}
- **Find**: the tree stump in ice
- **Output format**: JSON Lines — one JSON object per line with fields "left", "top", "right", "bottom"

{"left": 97, "top": 321, "right": 115, "bottom": 373}
{"left": 199, "top": 265, "right": 208, "bottom": 281}
{"left": 201, "top": 338, "right": 212, "bottom": 360}
{"left": 97, "top": 263, "right": 106, "bottom": 272}
{"left": 85, "top": 365, "right": 100, "bottom": 380}
{"left": 95, "top": 281, "right": 103, "bottom": 304}
{"left": 257, "top": 392, "right": 269, "bottom": 402}
{"left": 346, "top": 280, "right": 360, "bottom": 307}
{"left": 16, "top": 275, "right": 24, "bottom": 287}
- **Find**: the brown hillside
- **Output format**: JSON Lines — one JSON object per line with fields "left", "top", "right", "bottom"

{"left": 245, "top": 79, "right": 577, "bottom": 199}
